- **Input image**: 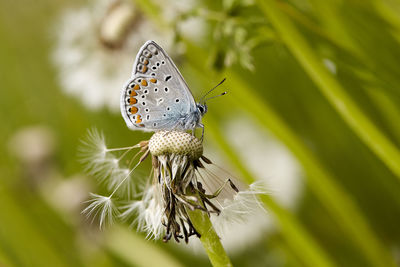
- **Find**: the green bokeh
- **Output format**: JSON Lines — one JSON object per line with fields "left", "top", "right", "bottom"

{"left": 1, "top": 0, "right": 400, "bottom": 266}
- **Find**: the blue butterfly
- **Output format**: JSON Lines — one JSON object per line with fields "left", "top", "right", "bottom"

{"left": 120, "top": 40, "right": 225, "bottom": 138}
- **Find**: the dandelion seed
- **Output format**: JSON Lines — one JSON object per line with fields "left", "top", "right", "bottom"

{"left": 80, "top": 128, "right": 142, "bottom": 196}
{"left": 82, "top": 193, "right": 119, "bottom": 228}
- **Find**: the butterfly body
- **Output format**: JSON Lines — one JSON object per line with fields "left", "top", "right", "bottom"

{"left": 120, "top": 40, "right": 206, "bottom": 134}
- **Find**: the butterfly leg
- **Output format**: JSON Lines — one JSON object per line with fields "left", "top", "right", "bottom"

{"left": 199, "top": 123, "right": 205, "bottom": 142}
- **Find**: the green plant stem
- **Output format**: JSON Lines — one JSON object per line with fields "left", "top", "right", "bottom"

{"left": 187, "top": 209, "right": 233, "bottom": 267}
{"left": 257, "top": 0, "right": 400, "bottom": 182}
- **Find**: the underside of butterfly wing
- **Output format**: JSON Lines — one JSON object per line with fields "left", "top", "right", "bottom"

{"left": 120, "top": 40, "right": 199, "bottom": 131}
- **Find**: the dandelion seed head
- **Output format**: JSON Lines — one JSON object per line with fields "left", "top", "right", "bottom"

{"left": 82, "top": 129, "right": 263, "bottom": 244}
{"left": 149, "top": 131, "right": 203, "bottom": 160}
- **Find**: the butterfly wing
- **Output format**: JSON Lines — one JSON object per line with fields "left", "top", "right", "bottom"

{"left": 120, "top": 40, "right": 197, "bottom": 131}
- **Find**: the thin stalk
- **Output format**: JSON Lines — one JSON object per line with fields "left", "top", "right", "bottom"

{"left": 256, "top": 0, "right": 400, "bottom": 182}
{"left": 187, "top": 209, "right": 233, "bottom": 267}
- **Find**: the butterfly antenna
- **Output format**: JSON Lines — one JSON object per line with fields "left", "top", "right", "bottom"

{"left": 203, "top": 91, "right": 228, "bottom": 102}
{"left": 200, "top": 78, "right": 226, "bottom": 103}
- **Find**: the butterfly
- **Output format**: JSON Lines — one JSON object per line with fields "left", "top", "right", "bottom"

{"left": 120, "top": 40, "right": 211, "bottom": 137}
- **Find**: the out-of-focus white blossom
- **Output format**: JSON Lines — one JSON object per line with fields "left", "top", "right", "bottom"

{"left": 51, "top": 0, "right": 172, "bottom": 111}
{"left": 219, "top": 118, "right": 303, "bottom": 251}
{"left": 225, "top": 118, "right": 303, "bottom": 209}
{"left": 8, "top": 126, "right": 55, "bottom": 165}
{"left": 51, "top": 0, "right": 206, "bottom": 112}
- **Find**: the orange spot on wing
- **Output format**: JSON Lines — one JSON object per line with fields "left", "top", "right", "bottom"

{"left": 150, "top": 78, "right": 157, "bottom": 83}
{"left": 142, "top": 65, "right": 148, "bottom": 73}
{"left": 130, "top": 107, "right": 138, "bottom": 114}
{"left": 129, "top": 97, "right": 137, "bottom": 104}
{"left": 135, "top": 115, "right": 142, "bottom": 123}
{"left": 141, "top": 80, "right": 148, "bottom": 86}
{"left": 130, "top": 90, "right": 137, "bottom": 96}
{"left": 144, "top": 59, "right": 149, "bottom": 65}
{"left": 133, "top": 84, "right": 140, "bottom": 90}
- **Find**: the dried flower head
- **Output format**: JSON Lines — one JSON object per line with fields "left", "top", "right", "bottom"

{"left": 82, "top": 129, "right": 263, "bottom": 243}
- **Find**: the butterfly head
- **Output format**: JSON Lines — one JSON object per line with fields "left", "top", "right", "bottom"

{"left": 196, "top": 103, "right": 208, "bottom": 116}
{"left": 198, "top": 78, "right": 227, "bottom": 117}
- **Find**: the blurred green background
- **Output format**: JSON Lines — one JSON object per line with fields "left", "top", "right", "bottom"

{"left": 1, "top": 0, "right": 400, "bottom": 266}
